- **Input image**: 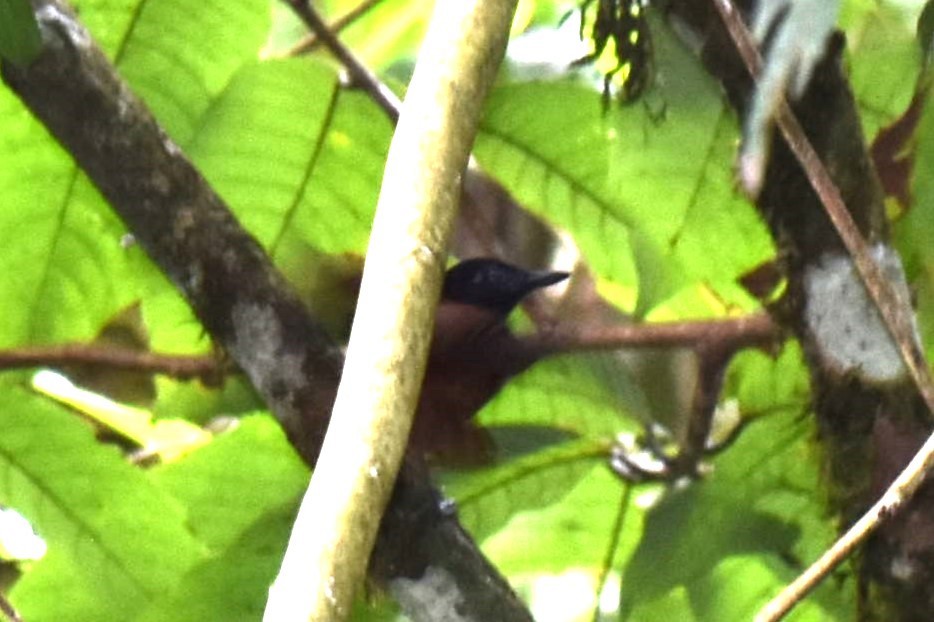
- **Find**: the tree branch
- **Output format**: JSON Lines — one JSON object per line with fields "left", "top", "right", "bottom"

{"left": 0, "top": 344, "right": 221, "bottom": 381}
{"left": 667, "top": 0, "right": 934, "bottom": 618}
{"left": 283, "top": 0, "right": 401, "bottom": 123}
{"left": 283, "top": 0, "right": 386, "bottom": 58}
{"left": 265, "top": 0, "right": 523, "bottom": 619}
{"left": 709, "top": 1, "right": 934, "bottom": 619}
{"left": 1, "top": 2, "right": 531, "bottom": 620}
{"left": 713, "top": 0, "right": 934, "bottom": 413}
{"left": 537, "top": 312, "right": 778, "bottom": 353}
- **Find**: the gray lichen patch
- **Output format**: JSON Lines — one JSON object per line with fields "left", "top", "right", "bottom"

{"left": 390, "top": 566, "right": 474, "bottom": 622}
{"left": 231, "top": 301, "right": 307, "bottom": 397}
{"left": 36, "top": 4, "right": 91, "bottom": 51}
{"left": 803, "top": 244, "right": 918, "bottom": 384}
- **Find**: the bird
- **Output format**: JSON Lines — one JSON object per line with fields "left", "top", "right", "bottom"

{"left": 409, "top": 258, "right": 570, "bottom": 464}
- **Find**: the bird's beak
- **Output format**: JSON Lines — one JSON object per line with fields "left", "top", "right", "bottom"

{"left": 524, "top": 269, "right": 570, "bottom": 294}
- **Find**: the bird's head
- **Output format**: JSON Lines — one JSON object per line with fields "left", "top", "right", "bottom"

{"left": 441, "top": 258, "right": 569, "bottom": 316}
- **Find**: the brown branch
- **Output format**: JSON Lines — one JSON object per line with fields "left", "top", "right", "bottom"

{"left": 535, "top": 312, "right": 778, "bottom": 354}
{"left": 560, "top": 312, "right": 779, "bottom": 479}
{"left": 284, "top": 0, "right": 386, "bottom": 57}
{"left": 541, "top": 312, "right": 780, "bottom": 477}
{"left": 0, "top": 344, "right": 222, "bottom": 381}
{"left": 0, "top": 592, "right": 22, "bottom": 622}
{"left": 283, "top": 0, "right": 401, "bottom": 122}
{"left": 0, "top": 313, "right": 778, "bottom": 382}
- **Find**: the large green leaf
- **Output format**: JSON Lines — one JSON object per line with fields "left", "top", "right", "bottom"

{"left": 148, "top": 414, "right": 308, "bottom": 551}
{"left": 619, "top": 347, "right": 851, "bottom": 621}
{"left": 0, "top": 113, "right": 133, "bottom": 346}
{"left": 136, "top": 499, "right": 299, "bottom": 622}
{"left": 136, "top": 497, "right": 400, "bottom": 622}
{"left": 0, "top": 387, "right": 204, "bottom": 621}
{"left": 480, "top": 464, "right": 645, "bottom": 622}
{"left": 139, "top": 415, "right": 309, "bottom": 621}
{"left": 894, "top": 37, "right": 934, "bottom": 361}
{"left": 113, "top": 0, "right": 272, "bottom": 146}
{"left": 475, "top": 19, "right": 774, "bottom": 316}
{"left": 0, "top": 0, "right": 272, "bottom": 348}
{"left": 443, "top": 439, "right": 607, "bottom": 543}
{"left": 134, "top": 56, "right": 391, "bottom": 351}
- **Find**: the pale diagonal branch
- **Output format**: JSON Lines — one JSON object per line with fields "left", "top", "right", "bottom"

{"left": 264, "top": 0, "right": 524, "bottom": 620}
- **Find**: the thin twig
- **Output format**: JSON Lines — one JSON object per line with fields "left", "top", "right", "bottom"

{"left": 592, "top": 483, "right": 633, "bottom": 622}
{"left": 711, "top": 0, "right": 934, "bottom": 619}
{"left": 0, "top": 344, "right": 221, "bottom": 380}
{"left": 283, "top": 0, "right": 401, "bottom": 122}
{"left": 0, "top": 593, "right": 22, "bottom": 622}
{"left": 284, "top": 0, "right": 386, "bottom": 57}
{"left": 756, "top": 430, "right": 934, "bottom": 622}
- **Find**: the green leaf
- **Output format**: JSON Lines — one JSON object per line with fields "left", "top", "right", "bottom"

{"left": 186, "top": 60, "right": 340, "bottom": 247}
{"left": 845, "top": 1, "right": 923, "bottom": 135}
{"left": 482, "top": 464, "right": 648, "bottom": 619}
{"left": 136, "top": 499, "right": 297, "bottom": 622}
{"left": 0, "top": 0, "right": 274, "bottom": 349}
{"left": 481, "top": 462, "right": 641, "bottom": 580}
{"left": 137, "top": 497, "right": 399, "bottom": 622}
{"left": 268, "top": 84, "right": 392, "bottom": 257}
{"left": 475, "top": 20, "right": 773, "bottom": 314}
{"left": 0, "top": 386, "right": 204, "bottom": 621}
{"left": 186, "top": 57, "right": 391, "bottom": 258}
{"left": 151, "top": 375, "right": 263, "bottom": 425}
{"left": 726, "top": 344, "right": 811, "bottom": 417}
{"left": 620, "top": 482, "right": 799, "bottom": 616}
{"left": 148, "top": 414, "right": 308, "bottom": 551}
{"left": 478, "top": 353, "right": 641, "bottom": 440}
{"left": 896, "top": 67, "right": 934, "bottom": 358}
{"left": 135, "top": 56, "right": 391, "bottom": 351}
{"left": 625, "top": 555, "right": 847, "bottom": 622}
{"left": 0, "top": 0, "right": 41, "bottom": 65}
{"left": 140, "top": 415, "right": 308, "bottom": 620}
{"left": 443, "top": 439, "right": 607, "bottom": 543}
{"left": 619, "top": 381, "right": 852, "bottom": 621}
{"left": 141, "top": 414, "right": 398, "bottom": 621}
{"left": 113, "top": 0, "right": 272, "bottom": 146}
{"left": 0, "top": 92, "right": 136, "bottom": 346}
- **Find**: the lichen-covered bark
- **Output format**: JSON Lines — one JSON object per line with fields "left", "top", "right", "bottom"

{"left": 666, "top": 1, "right": 934, "bottom": 618}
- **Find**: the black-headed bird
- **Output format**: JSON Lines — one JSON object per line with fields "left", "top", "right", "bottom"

{"left": 410, "top": 258, "right": 569, "bottom": 463}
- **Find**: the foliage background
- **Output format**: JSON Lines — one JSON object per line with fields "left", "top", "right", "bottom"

{"left": 0, "top": 0, "right": 931, "bottom": 620}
